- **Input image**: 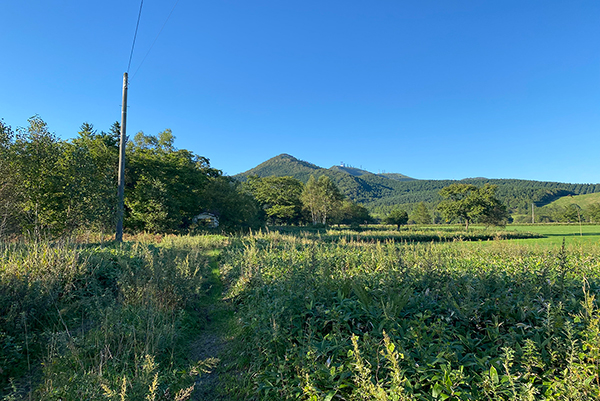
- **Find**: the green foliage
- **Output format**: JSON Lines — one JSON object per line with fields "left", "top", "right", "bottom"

{"left": 0, "top": 116, "right": 264, "bottom": 238}
{"left": 302, "top": 175, "right": 344, "bottom": 225}
{"left": 62, "top": 123, "right": 119, "bottom": 233}
{"left": 246, "top": 175, "right": 304, "bottom": 225}
{"left": 125, "top": 130, "right": 220, "bottom": 232}
{"left": 587, "top": 203, "right": 600, "bottom": 223}
{"left": 0, "top": 236, "right": 228, "bottom": 399}
{"left": 0, "top": 119, "right": 21, "bottom": 238}
{"left": 438, "top": 184, "right": 508, "bottom": 230}
{"left": 385, "top": 208, "right": 409, "bottom": 230}
{"left": 560, "top": 204, "right": 583, "bottom": 223}
{"left": 331, "top": 201, "right": 374, "bottom": 226}
{"left": 12, "top": 116, "right": 66, "bottom": 236}
{"left": 201, "top": 176, "right": 264, "bottom": 230}
{"left": 412, "top": 202, "right": 432, "bottom": 225}
{"left": 222, "top": 231, "right": 600, "bottom": 400}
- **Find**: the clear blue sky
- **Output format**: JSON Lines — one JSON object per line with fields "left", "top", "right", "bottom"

{"left": 2, "top": 1, "right": 599, "bottom": 183}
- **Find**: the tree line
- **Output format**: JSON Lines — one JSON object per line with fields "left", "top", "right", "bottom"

{"left": 2, "top": 116, "right": 574, "bottom": 238}
{"left": 0, "top": 116, "right": 262, "bottom": 238}
{"left": 0, "top": 117, "right": 376, "bottom": 238}
{"left": 513, "top": 202, "right": 600, "bottom": 224}
{"left": 246, "top": 175, "right": 373, "bottom": 226}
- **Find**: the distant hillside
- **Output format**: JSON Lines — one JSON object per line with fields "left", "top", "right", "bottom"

{"left": 234, "top": 154, "right": 600, "bottom": 215}
{"left": 380, "top": 172, "right": 414, "bottom": 182}
{"left": 329, "top": 166, "right": 414, "bottom": 181}
{"left": 541, "top": 192, "right": 600, "bottom": 209}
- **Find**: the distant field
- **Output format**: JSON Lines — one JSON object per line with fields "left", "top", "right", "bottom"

{"left": 543, "top": 192, "right": 600, "bottom": 209}
{"left": 505, "top": 223, "right": 600, "bottom": 246}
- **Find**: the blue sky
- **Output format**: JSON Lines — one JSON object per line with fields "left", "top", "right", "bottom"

{"left": 2, "top": 1, "right": 599, "bottom": 182}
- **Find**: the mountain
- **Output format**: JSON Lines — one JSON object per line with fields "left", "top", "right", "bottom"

{"left": 234, "top": 154, "right": 600, "bottom": 215}
{"left": 237, "top": 154, "right": 325, "bottom": 182}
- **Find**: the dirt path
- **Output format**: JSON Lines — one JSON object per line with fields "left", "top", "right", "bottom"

{"left": 190, "top": 254, "right": 238, "bottom": 401}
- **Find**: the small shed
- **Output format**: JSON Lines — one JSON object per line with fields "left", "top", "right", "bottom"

{"left": 193, "top": 212, "right": 219, "bottom": 228}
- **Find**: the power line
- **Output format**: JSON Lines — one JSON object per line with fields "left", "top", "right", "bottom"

{"left": 127, "top": 0, "right": 144, "bottom": 74}
{"left": 131, "top": 0, "right": 181, "bottom": 81}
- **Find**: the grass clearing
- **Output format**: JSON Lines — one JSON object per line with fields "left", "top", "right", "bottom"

{"left": 3, "top": 226, "right": 600, "bottom": 400}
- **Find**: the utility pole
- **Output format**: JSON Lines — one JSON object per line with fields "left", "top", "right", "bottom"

{"left": 531, "top": 203, "right": 535, "bottom": 224}
{"left": 116, "top": 72, "right": 128, "bottom": 242}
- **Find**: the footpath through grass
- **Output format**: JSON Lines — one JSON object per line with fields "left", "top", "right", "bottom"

{"left": 3, "top": 227, "right": 600, "bottom": 400}
{"left": 0, "top": 234, "right": 235, "bottom": 400}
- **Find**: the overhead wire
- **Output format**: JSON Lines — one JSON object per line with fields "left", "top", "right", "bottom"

{"left": 131, "top": 0, "right": 181, "bottom": 82}
{"left": 127, "top": 0, "right": 144, "bottom": 74}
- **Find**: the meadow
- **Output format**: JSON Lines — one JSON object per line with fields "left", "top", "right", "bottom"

{"left": 507, "top": 224, "right": 600, "bottom": 246}
{"left": 1, "top": 225, "right": 600, "bottom": 400}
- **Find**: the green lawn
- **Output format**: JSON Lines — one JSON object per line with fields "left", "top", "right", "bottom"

{"left": 505, "top": 223, "right": 600, "bottom": 246}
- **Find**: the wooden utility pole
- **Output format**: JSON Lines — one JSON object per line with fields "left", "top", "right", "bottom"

{"left": 531, "top": 203, "right": 535, "bottom": 224}
{"left": 116, "top": 72, "right": 128, "bottom": 242}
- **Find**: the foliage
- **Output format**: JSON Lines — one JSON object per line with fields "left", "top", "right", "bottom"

{"left": 438, "top": 184, "right": 508, "bottom": 230}
{"left": 385, "top": 208, "right": 409, "bottom": 230}
{"left": 588, "top": 203, "right": 600, "bottom": 223}
{"left": 0, "top": 119, "right": 21, "bottom": 238}
{"left": 222, "top": 231, "right": 600, "bottom": 400}
{"left": 0, "top": 236, "right": 228, "bottom": 399}
{"left": 0, "top": 116, "right": 264, "bottom": 238}
{"left": 201, "top": 176, "right": 264, "bottom": 230}
{"left": 246, "top": 175, "right": 304, "bottom": 225}
{"left": 302, "top": 175, "right": 344, "bottom": 225}
{"left": 125, "top": 130, "right": 220, "bottom": 232}
{"left": 331, "top": 201, "right": 374, "bottom": 226}
{"left": 412, "top": 202, "right": 432, "bottom": 225}
{"left": 12, "top": 116, "right": 66, "bottom": 236}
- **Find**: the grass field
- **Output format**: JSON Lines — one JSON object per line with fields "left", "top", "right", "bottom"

{"left": 2, "top": 225, "right": 600, "bottom": 400}
{"left": 506, "top": 224, "right": 600, "bottom": 246}
{"left": 544, "top": 192, "right": 600, "bottom": 209}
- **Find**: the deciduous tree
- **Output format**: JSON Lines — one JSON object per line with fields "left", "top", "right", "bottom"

{"left": 331, "top": 200, "right": 374, "bottom": 226}
{"left": 385, "top": 208, "right": 408, "bottom": 230}
{"left": 246, "top": 176, "right": 304, "bottom": 225}
{"left": 301, "top": 175, "right": 343, "bottom": 225}
{"left": 438, "top": 183, "right": 508, "bottom": 230}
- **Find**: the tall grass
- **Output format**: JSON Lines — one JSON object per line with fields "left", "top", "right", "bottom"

{"left": 0, "top": 236, "right": 226, "bottom": 400}
{"left": 222, "top": 232, "right": 600, "bottom": 400}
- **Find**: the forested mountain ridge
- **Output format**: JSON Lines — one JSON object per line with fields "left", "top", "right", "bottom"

{"left": 234, "top": 154, "right": 600, "bottom": 214}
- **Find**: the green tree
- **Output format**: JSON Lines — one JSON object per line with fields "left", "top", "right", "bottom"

{"left": 560, "top": 204, "right": 582, "bottom": 223}
{"left": 301, "top": 175, "right": 343, "bottom": 225}
{"left": 0, "top": 119, "right": 21, "bottom": 237}
{"left": 438, "top": 183, "right": 508, "bottom": 230}
{"left": 201, "top": 176, "right": 264, "bottom": 230}
{"left": 412, "top": 202, "right": 432, "bottom": 225}
{"left": 126, "top": 130, "right": 220, "bottom": 232}
{"left": 331, "top": 200, "right": 374, "bottom": 226}
{"left": 13, "top": 115, "right": 66, "bottom": 236}
{"left": 586, "top": 203, "right": 600, "bottom": 223}
{"left": 59, "top": 123, "right": 119, "bottom": 233}
{"left": 246, "top": 176, "right": 304, "bottom": 225}
{"left": 385, "top": 208, "right": 408, "bottom": 230}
